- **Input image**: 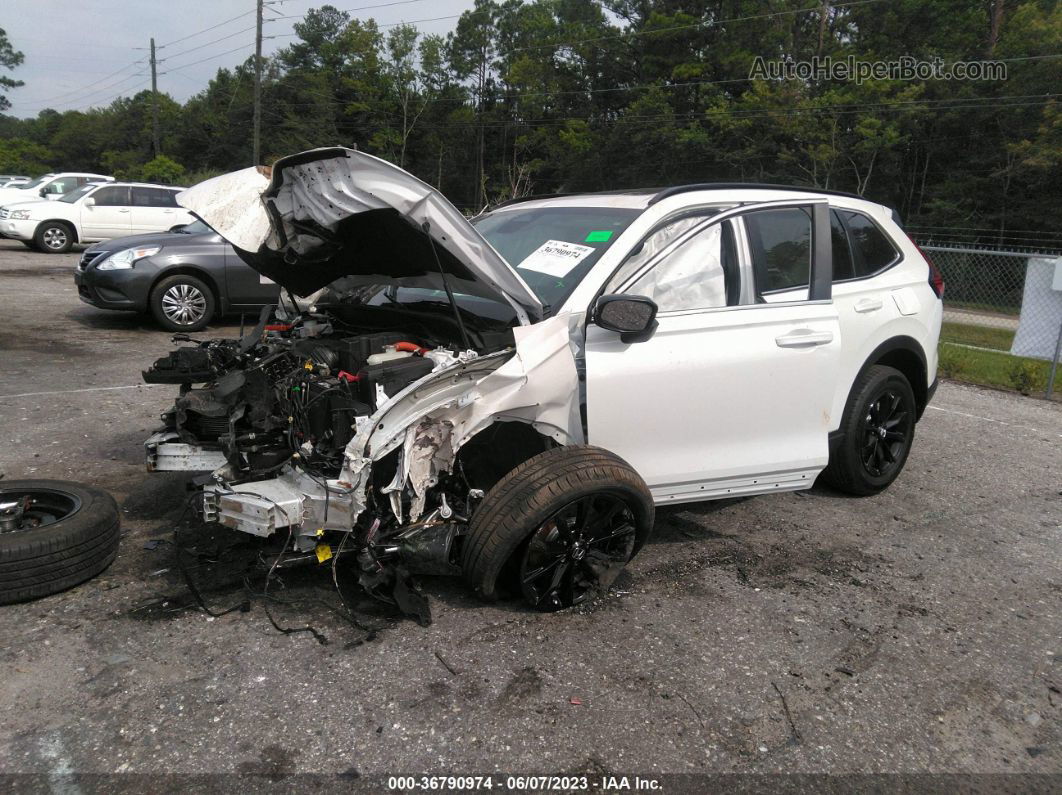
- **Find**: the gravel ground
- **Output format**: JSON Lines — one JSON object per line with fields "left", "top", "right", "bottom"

{"left": 0, "top": 240, "right": 1059, "bottom": 789}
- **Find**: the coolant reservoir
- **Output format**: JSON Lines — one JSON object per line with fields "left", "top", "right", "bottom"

{"left": 366, "top": 345, "right": 415, "bottom": 365}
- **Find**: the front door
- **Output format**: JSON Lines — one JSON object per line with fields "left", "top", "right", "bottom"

{"left": 79, "top": 185, "right": 132, "bottom": 240}
{"left": 584, "top": 200, "right": 841, "bottom": 503}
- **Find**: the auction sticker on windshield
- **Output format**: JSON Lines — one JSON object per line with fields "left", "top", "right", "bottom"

{"left": 517, "top": 239, "right": 595, "bottom": 278}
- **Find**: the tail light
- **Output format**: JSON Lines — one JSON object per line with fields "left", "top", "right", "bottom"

{"left": 927, "top": 258, "right": 945, "bottom": 299}
{"left": 904, "top": 232, "right": 944, "bottom": 298}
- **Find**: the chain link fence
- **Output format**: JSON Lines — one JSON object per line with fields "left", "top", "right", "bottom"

{"left": 915, "top": 243, "right": 1062, "bottom": 398}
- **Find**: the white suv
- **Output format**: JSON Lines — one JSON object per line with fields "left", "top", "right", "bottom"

{"left": 141, "top": 148, "right": 943, "bottom": 616}
{"left": 0, "top": 172, "right": 113, "bottom": 206}
{"left": 0, "top": 182, "right": 193, "bottom": 253}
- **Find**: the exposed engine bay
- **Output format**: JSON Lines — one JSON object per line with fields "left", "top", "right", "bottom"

{"left": 143, "top": 301, "right": 581, "bottom": 621}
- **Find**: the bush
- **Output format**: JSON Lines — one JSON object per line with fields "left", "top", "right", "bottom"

{"left": 938, "top": 346, "right": 970, "bottom": 380}
{"left": 1007, "top": 360, "right": 1046, "bottom": 396}
{"left": 139, "top": 155, "right": 186, "bottom": 185}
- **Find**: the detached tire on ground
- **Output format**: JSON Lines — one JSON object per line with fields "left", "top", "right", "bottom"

{"left": 150, "top": 273, "right": 216, "bottom": 332}
{"left": 820, "top": 364, "right": 917, "bottom": 496}
{"left": 33, "top": 221, "right": 74, "bottom": 254}
{"left": 0, "top": 480, "right": 120, "bottom": 604}
{"left": 462, "top": 445, "right": 654, "bottom": 611}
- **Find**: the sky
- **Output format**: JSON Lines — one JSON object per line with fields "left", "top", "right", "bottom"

{"left": 2, "top": 0, "right": 478, "bottom": 119}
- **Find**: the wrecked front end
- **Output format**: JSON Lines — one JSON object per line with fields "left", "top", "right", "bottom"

{"left": 143, "top": 302, "right": 580, "bottom": 621}
{"left": 141, "top": 147, "right": 581, "bottom": 620}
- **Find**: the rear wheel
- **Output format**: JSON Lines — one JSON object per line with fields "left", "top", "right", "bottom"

{"left": 462, "top": 445, "right": 654, "bottom": 610}
{"left": 33, "top": 221, "right": 74, "bottom": 254}
{"left": 150, "top": 274, "right": 216, "bottom": 332}
{"left": 821, "top": 365, "right": 916, "bottom": 495}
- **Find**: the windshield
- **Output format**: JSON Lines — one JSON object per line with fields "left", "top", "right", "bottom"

{"left": 17, "top": 176, "right": 50, "bottom": 190}
{"left": 175, "top": 219, "right": 212, "bottom": 234}
{"left": 472, "top": 205, "right": 640, "bottom": 309}
{"left": 59, "top": 184, "right": 98, "bottom": 204}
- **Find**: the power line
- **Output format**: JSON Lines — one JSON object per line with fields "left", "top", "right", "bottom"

{"left": 159, "top": 25, "right": 259, "bottom": 63}
{"left": 160, "top": 43, "right": 256, "bottom": 74}
{"left": 157, "top": 9, "right": 256, "bottom": 49}
{"left": 509, "top": 0, "right": 885, "bottom": 53}
{"left": 19, "top": 58, "right": 145, "bottom": 107}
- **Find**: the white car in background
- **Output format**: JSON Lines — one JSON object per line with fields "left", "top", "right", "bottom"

{"left": 0, "top": 172, "right": 113, "bottom": 206}
{"left": 0, "top": 182, "right": 194, "bottom": 253}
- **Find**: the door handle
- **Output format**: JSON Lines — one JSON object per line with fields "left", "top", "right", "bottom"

{"left": 118, "top": 209, "right": 130, "bottom": 213}
{"left": 775, "top": 329, "right": 834, "bottom": 348}
{"left": 854, "top": 298, "right": 883, "bottom": 313}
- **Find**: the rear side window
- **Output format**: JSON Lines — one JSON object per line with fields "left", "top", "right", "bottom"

{"left": 133, "top": 187, "right": 180, "bottom": 207}
{"left": 744, "top": 207, "right": 811, "bottom": 297}
{"left": 842, "top": 211, "right": 898, "bottom": 276}
{"left": 831, "top": 210, "right": 855, "bottom": 281}
{"left": 91, "top": 186, "right": 130, "bottom": 207}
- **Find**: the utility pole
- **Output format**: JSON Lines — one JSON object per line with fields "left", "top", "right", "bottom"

{"left": 150, "top": 37, "right": 160, "bottom": 157}
{"left": 253, "top": 0, "right": 263, "bottom": 166}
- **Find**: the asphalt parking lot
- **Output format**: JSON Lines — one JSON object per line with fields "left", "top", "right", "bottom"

{"left": 0, "top": 238, "right": 1060, "bottom": 786}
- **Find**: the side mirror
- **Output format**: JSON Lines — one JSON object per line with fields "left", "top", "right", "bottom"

{"left": 592, "top": 293, "right": 659, "bottom": 343}
{"left": 83, "top": 197, "right": 95, "bottom": 208}
{"left": 38, "top": 188, "right": 47, "bottom": 197}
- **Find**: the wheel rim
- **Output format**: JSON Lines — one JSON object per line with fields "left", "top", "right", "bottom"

{"left": 519, "top": 494, "right": 636, "bottom": 610}
{"left": 0, "top": 487, "right": 81, "bottom": 533}
{"left": 161, "top": 283, "right": 208, "bottom": 325}
{"left": 42, "top": 226, "right": 67, "bottom": 250}
{"left": 859, "top": 388, "right": 911, "bottom": 478}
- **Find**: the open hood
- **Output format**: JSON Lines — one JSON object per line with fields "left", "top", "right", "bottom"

{"left": 176, "top": 147, "right": 542, "bottom": 324}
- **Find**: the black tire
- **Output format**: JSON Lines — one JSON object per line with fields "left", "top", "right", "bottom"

{"left": 150, "top": 273, "right": 216, "bottom": 332}
{"left": 821, "top": 365, "right": 917, "bottom": 496}
{"left": 462, "top": 445, "right": 654, "bottom": 610}
{"left": 0, "top": 480, "right": 120, "bottom": 604}
{"left": 33, "top": 221, "right": 74, "bottom": 254}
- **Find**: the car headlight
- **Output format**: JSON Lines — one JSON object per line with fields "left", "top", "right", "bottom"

{"left": 97, "top": 246, "right": 161, "bottom": 270}
{"left": 8, "top": 209, "right": 32, "bottom": 220}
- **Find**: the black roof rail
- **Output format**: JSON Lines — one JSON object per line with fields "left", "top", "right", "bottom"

{"left": 648, "top": 182, "right": 867, "bottom": 205}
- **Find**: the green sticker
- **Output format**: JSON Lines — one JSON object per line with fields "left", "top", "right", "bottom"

{"left": 585, "top": 230, "right": 613, "bottom": 243}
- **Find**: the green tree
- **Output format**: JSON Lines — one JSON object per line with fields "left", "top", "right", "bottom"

{"left": 0, "top": 27, "right": 23, "bottom": 112}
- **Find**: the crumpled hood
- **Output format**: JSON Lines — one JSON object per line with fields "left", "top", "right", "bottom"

{"left": 176, "top": 147, "right": 542, "bottom": 324}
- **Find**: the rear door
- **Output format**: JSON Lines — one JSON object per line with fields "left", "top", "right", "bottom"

{"left": 130, "top": 187, "right": 186, "bottom": 234}
{"left": 584, "top": 199, "right": 841, "bottom": 502}
{"left": 79, "top": 185, "right": 132, "bottom": 240}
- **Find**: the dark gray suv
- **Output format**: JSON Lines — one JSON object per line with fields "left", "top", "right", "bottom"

{"left": 74, "top": 220, "right": 281, "bottom": 331}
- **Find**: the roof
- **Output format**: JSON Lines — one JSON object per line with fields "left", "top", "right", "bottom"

{"left": 487, "top": 182, "right": 871, "bottom": 213}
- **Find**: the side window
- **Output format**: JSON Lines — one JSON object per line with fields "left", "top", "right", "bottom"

{"left": 831, "top": 210, "right": 855, "bottom": 281}
{"left": 43, "top": 178, "right": 74, "bottom": 195}
{"left": 155, "top": 189, "right": 180, "bottom": 208}
{"left": 91, "top": 186, "right": 129, "bottom": 207}
{"left": 606, "top": 214, "right": 712, "bottom": 292}
{"left": 743, "top": 207, "right": 812, "bottom": 299}
{"left": 627, "top": 221, "right": 737, "bottom": 312}
{"left": 843, "top": 212, "right": 899, "bottom": 276}
{"left": 131, "top": 188, "right": 153, "bottom": 206}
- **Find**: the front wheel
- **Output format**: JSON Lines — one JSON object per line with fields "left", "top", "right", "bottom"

{"left": 33, "top": 221, "right": 74, "bottom": 254}
{"left": 150, "top": 274, "right": 216, "bottom": 332}
{"left": 461, "top": 445, "right": 654, "bottom": 611}
{"left": 820, "top": 365, "right": 916, "bottom": 495}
